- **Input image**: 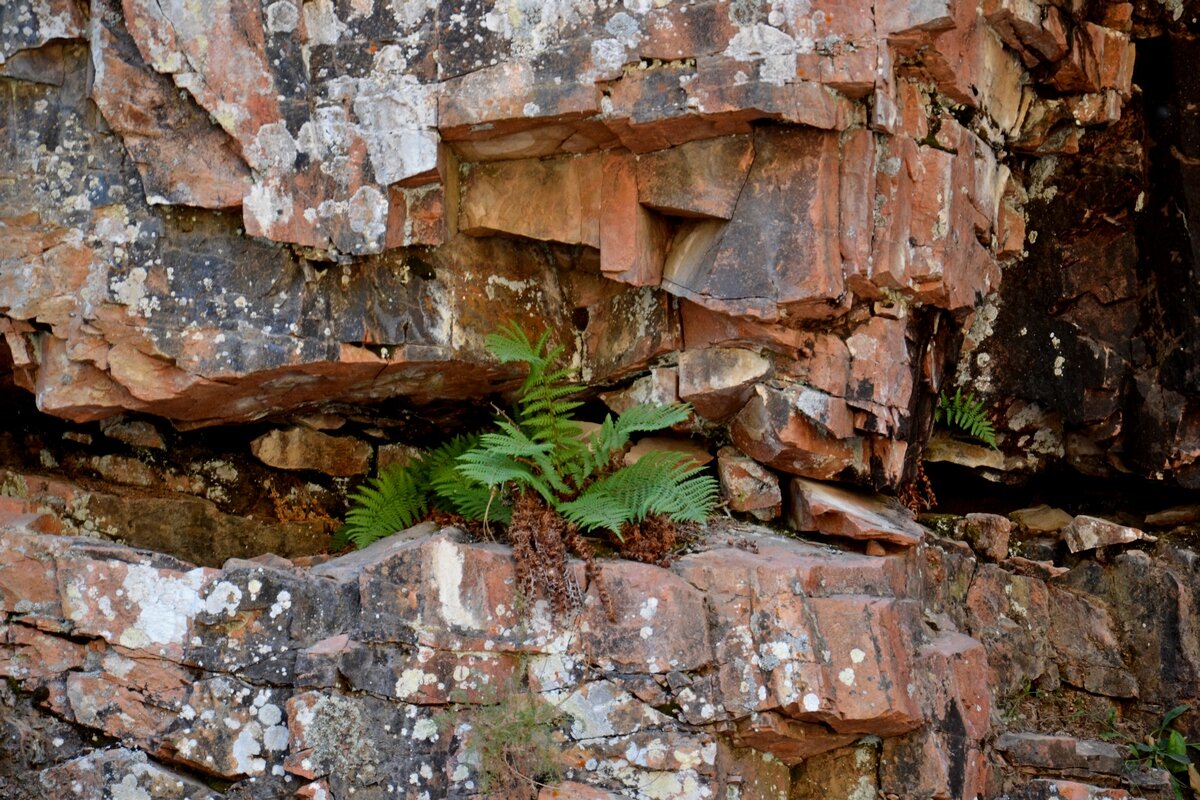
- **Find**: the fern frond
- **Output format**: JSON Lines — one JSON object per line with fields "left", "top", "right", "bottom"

{"left": 457, "top": 446, "right": 559, "bottom": 505}
{"left": 340, "top": 463, "right": 427, "bottom": 548}
{"left": 936, "top": 389, "right": 997, "bottom": 448}
{"left": 582, "top": 403, "right": 694, "bottom": 475}
{"left": 558, "top": 452, "right": 718, "bottom": 537}
{"left": 485, "top": 321, "right": 548, "bottom": 366}
{"left": 423, "top": 434, "right": 510, "bottom": 523}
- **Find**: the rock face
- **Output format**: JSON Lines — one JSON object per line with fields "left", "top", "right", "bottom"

{"left": 0, "top": 520, "right": 990, "bottom": 799}
{"left": 0, "top": 0, "right": 1150, "bottom": 492}
{"left": 2, "top": 2, "right": 1199, "bottom": 796}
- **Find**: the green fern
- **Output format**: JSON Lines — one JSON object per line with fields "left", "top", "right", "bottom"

{"left": 338, "top": 462, "right": 428, "bottom": 549}
{"left": 935, "top": 389, "right": 998, "bottom": 448}
{"left": 339, "top": 323, "right": 719, "bottom": 551}
{"left": 338, "top": 434, "right": 502, "bottom": 549}
{"left": 558, "top": 452, "right": 719, "bottom": 535}
{"left": 458, "top": 324, "right": 717, "bottom": 540}
{"left": 427, "top": 434, "right": 510, "bottom": 524}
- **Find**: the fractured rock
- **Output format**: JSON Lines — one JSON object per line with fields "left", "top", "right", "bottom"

{"left": 678, "top": 347, "right": 771, "bottom": 422}
{"left": 1061, "top": 515, "right": 1147, "bottom": 553}
{"left": 251, "top": 427, "right": 372, "bottom": 477}
{"left": 956, "top": 513, "right": 1013, "bottom": 562}
{"left": 716, "top": 446, "right": 782, "bottom": 520}
{"left": 788, "top": 477, "right": 925, "bottom": 546}
{"left": 1011, "top": 505, "right": 1075, "bottom": 533}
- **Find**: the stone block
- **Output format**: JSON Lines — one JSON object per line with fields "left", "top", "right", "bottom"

{"left": 956, "top": 512, "right": 1013, "bottom": 562}
{"left": 459, "top": 153, "right": 602, "bottom": 248}
{"left": 1011, "top": 505, "right": 1074, "bottom": 532}
{"left": 678, "top": 347, "right": 772, "bottom": 422}
{"left": 635, "top": 135, "right": 755, "bottom": 219}
{"left": 1047, "top": 586, "right": 1139, "bottom": 697}
{"left": 600, "top": 151, "right": 669, "bottom": 286}
{"left": 1061, "top": 515, "right": 1147, "bottom": 553}
{"left": 661, "top": 127, "right": 846, "bottom": 322}
{"left": 731, "top": 383, "right": 861, "bottom": 481}
{"left": 995, "top": 732, "right": 1126, "bottom": 775}
{"left": 788, "top": 477, "right": 925, "bottom": 546}
{"left": 250, "top": 427, "right": 372, "bottom": 477}
{"left": 716, "top": 447, "right": 782, "bottom": 520}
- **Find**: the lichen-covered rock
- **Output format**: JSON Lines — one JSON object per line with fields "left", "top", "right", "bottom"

{"left": 0, "top": 519, "right": 994, "bottom": 798}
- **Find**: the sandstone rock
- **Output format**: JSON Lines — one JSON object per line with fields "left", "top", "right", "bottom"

{"left": 678, "top": 347, "right": 771, "bottom": 422}
{"left": 790, "top": 740, "right": 879, "bottom": 800}
{"left": 635, "top": 135, "right": 755, "bottom": 219}
{"left": 459, "top": 153, "right": 601, "bottom": 247}
{"left": 90, "top": 4, "right": 250, "bottom": 209}
{"left": 661, "top": 128, "right": 847, "bottom": 322}
{"left": 600, "top": 367, "right": 679, "bottom": 417}
{"left": 251, "top": 427, "right": 371, "bottom": 477}
{"left": 37, "top": 747, "right": 220, "bottom": 799}
{"left": 0, "top": 2, "right": 86, "bottom": 65}
{"left": 964, "top": 563, "right": 1051, "bottom": 697}
{"left": 0, "top": 520, "right": 1044, "bottom": 799}
{"left": 956, "top": 512, "right": 1013, "bottom": 562}
{"left": 599, "top": 150, "right": 669, "bottom": 286}
{"left": 1011, "top": 505, "right": 1075, "bottom": 533}
{"left": 1144, "top": 505, "right": 1200, "bottom": 527}
{"left": 1063, "top": 550, "right": 1200, "bottom": 706}
{"left": 99, "top": 417, "right": 166, "bottom": 450}
{"left": 539, "top": 781, "right": 623, "bottom": 799}
{"left": 56, "top": 543, "right": 216, "bottom": 661}
{"left": 623, "top": 436, "right": 712, "bottom": 469}
{"left": 731, "top": 383, "right": 860, "bottom": 481}
{"left": 1046, "top": 586, "right": 1138, "bottom": 698}
{"left": 1009, "top": 778, "right": 1136, "bottom": 799}
{"left": 376, "top": 443, "right": 423, "bottom": 471}
{"left": 881, "top": 728, "right": 991, "bottom": 800}
{"left": 0, "top": 624, "right": 91, "bottom": 681}
{"left": 788, "top": 477, "right": 925, "bottom": 546}
{"left": 1061, "top": 515, "right": 1147, "bottom": 553}
{"left": 995, "top": 733, "right": 1126, "bottom": 776}
{"left": 716, "top": 447, "right": 782, "bottom": 520}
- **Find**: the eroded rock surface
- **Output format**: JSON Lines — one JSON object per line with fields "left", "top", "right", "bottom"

{"left": 0, "top": 520, "right": 989, "bottom": 799}
{"left": 0, "top": 0, "right": 1147, "bottom": 492}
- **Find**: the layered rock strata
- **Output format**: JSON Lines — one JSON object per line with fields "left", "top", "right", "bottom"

{"left": 3, "top": 508, "right": 1197, "bottom": 799}
{"left": 0, "top": 520, "right": 988, "bottom": 799}
{"left": 0, "top": 0, "right": 1140, "bottom": 489}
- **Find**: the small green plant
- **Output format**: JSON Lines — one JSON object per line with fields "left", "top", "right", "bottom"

{"left": 337, "top": 324, "right": 718, "bottom": 614}
{"left": 935, "top": 388, "right": 998, "bottom": 448}
{"left": 448, "top": 693, "right": 566, "bottom": 799}
{"left": 1126, "top": 705, "right": 1200, "bottom": 800}
{"left": 457, "top": 321, "right": 716, "bottom": 540}
{"left": 335, "top": 434, "right": 502, "bottom": 549}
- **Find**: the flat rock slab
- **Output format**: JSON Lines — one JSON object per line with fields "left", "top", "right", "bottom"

{"left": 1061, "top": 515, "right": 1148, "bottom": 553}
{"left": 995, "top": 732, "right": 1126, "bottom": 775}
{"left": 788, "top": 477, "right": 925, "bottom": 546}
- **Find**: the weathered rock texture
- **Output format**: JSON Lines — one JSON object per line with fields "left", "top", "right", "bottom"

{"left": 0, "top": 0, "right": 1145, "bottom": 491}
{"left": 3, "top": 3, "right": 1200, "bottom": 798}
{"left": 3, "top": 510, "right": 1198, "bottom": 800}
{"left": 0, "top": 519, "right": 987, "bottom": 799}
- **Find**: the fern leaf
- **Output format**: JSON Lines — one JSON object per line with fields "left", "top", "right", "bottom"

{"left": 936, "top": 389, "right": 997, "bottom": 448}
{"left": 457, "top": 447, "right": 559, "bottom": 505}
{"left": 422, "top": 435, "right": 510, "bottom": 523}
{"left": 485, "top": 321, "right": 545, "bottom": 366}
{"left": 340, "top": 463, "right": 427, "bottom": 549}
{"left": 558, "top": 452, "right": 718, "bottom": 536}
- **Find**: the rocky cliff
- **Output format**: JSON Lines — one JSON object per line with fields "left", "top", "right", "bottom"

{"left": 2, "top": 0, "right": 1199, "bottom": 798}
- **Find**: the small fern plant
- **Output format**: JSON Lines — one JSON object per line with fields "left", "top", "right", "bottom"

{"left": 338, "top": 322, "right": 719, "bottom": 549}
{"left": 336, "top": 434, "right": 502, "bottom": 549}
{"left": 935, "top": 388, "right": 998, "bottom": 449}
{"left": 457, "top": 322, "right": 718, "bottom": 540}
